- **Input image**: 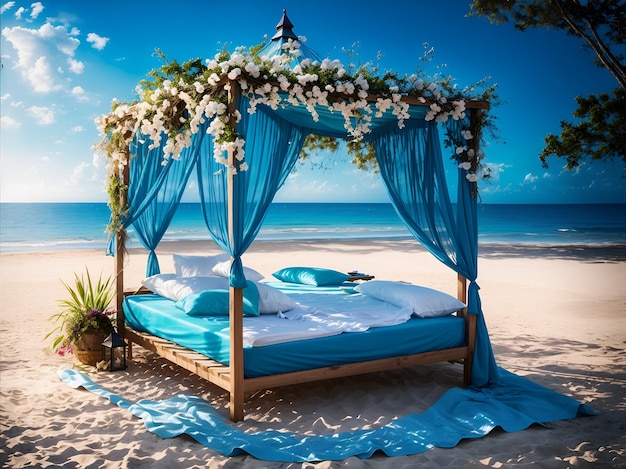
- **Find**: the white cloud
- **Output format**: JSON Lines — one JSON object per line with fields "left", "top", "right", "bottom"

{"left": 2, "top": 22, "right": 80, "bottom": 93}
{"left": 30, "top": 56, "right": 62, "bottom": 92}
{"left": 0, "top": 93, "right": 10, "bottom": 101}
{"left": 69, "top": 161, "right": 90, "bottom": 185}
{"left": 0, "top": 115, "right": 21, "bottom": 128}
{"left": 14, "top": 5, "right": 24, "bottom": 19}
{"left": 522, "top": 173, "right": 539, "bottom": 184}
{"left": 30, "top": 1, "right": 43, "bottom": 19}
{"left": 68, "top": 57, "right": 84, "bottom": 74}
{"left": 71, "top": 85, "right": 88, "bottom": 101}
{"left": 92, "top": 152, "right": 103, "bottom": 168}
{"left": 0, "top": 2, "right": 15, "bottom": 14}
{"left": 26, "top": 105, "right": 54, "bottom": 124}
{"left": 86, "top": 32, "right": 109, "bottom": 50}
{"left": 71, "top": 125, "right": 84, "bottom": 132}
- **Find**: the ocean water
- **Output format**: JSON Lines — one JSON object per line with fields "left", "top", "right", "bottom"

{"left": 0, "top": 202, "right": 624, "bottom": 253}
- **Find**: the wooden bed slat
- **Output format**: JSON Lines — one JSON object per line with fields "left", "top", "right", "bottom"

{"left": 124, "top": 326, "right": 471, "bottom": 402}
{"left": 242, "top": 346, "right": 469, "bottom": 392}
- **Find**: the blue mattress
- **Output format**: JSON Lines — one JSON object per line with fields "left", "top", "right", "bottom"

{"left": 123, "top": 289, "right": 466, "bottom": 378}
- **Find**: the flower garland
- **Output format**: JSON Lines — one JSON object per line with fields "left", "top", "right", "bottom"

{"left": 96, "top": 40, "right": 494, "bottom": 235}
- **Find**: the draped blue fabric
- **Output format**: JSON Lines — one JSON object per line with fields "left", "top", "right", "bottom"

{"left": 60, "top": 369, "right": 593, "bottom": 462}
{"left": 371, "top": 117, "right": 499, "bottom": 386}
{"left": 447, "top": 118, "right": 500, "bottom": 386}
{"left": 125, "top": 132, "right": 201, "bottom": 277}
{"left": 197, "top": 96, "right": 307, "bottom": 287}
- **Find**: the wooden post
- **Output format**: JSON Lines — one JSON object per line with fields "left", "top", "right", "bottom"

{"left": 457, "top": 273, "right": 467, "bottom": 305}
{"left": 226, "top": 80, "right": 245, "bottom": 422}
{"left": 462, "top": 107, "right": 484, "bottom": 385}
{"left": 115, "top": 147, "right": 130, "bottom": 338}
{"left": 458, "top": 273, "right": 475, "bottom": 385}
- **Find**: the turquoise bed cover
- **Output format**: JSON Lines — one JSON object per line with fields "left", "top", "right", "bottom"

{"left": 122, "top": 283, "right": 466, "bottom": 378}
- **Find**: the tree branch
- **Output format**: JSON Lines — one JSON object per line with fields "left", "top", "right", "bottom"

{"left": 552, "top": 0, "right": 626, "bottom": 89}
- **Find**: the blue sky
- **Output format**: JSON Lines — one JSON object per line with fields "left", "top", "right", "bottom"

{"left": 1, "top": 0, "right": 624, "bottom": 204}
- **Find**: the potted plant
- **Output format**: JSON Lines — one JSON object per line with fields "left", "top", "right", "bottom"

{"left": 46, "top": 268, "right": 116, "bottom": 366}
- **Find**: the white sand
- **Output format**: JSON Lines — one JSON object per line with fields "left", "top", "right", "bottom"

{"left": 1, "top": 240, "right": 625, "bottom": 468}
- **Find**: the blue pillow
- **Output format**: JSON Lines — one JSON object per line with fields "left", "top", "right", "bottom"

{"left": 272, "top": 267, "right": 349, "bottom": 286}
{"left": 175, "top": 280, "right": 260, "bottom": 317}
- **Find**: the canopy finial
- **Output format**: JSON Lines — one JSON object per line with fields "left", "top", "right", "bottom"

{"left": 271, "top": 9, "right": 298, "bottom": 41}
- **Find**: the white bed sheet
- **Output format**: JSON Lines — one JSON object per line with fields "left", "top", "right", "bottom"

{"left": 218, "top": 292, "right": 413, "bottom": 347}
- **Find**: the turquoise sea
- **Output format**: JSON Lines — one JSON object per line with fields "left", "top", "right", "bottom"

{"left": 0, "top": 203, "right": 624, "bottom": 253}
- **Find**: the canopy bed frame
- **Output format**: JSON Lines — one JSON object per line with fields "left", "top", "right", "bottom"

{"left": 107, "top": 11, "right": 493, "bottom": 422}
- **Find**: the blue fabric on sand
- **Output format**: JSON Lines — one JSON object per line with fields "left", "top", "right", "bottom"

{"left": 59, "top": 369, "right": 593, "bottom": 462}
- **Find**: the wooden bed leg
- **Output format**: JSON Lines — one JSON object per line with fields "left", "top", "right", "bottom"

{"left": 229, "top": 286, "right": 245, "bottom": 422}
{"left": 457, "top": 274, "right": 476, "bottom": 386}
{"left": 463, "top": 313, "right": 476, "bottom": 385}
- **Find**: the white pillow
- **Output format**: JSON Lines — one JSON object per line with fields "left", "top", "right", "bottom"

{"left": 142, "top": 274, "right": 229, "bottom": 301}
{"left": 255, "top": 282, "right": 298, "bottom": 314}
{"left": 140, "top": 274, "right": 295, "bottom": 314}
{"left": 211, "top": 260, "right": 264, "bottom": 282}
{"left": 354, "top": 280, "right": 465, "bottom": 318}
{"left": 173, "top": 253, "right": 230, "bottom": 277}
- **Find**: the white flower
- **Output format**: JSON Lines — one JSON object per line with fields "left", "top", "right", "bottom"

{"left": 227, "top": 68, "right": 242, "bottom": 80}
{"left": 461, "top": 129, "right": 473, "bottom": 140}
{"left": 458, "top": 161, "right": 472, "bottom": 170}
{"left": 245, "top": 62, "right": 260, "bottom": 78}
{"left": 355, "top": 74, "right": 369, "bottom": 91}
{"left": 466, "top": 173, "right": 479, "bottom": 183}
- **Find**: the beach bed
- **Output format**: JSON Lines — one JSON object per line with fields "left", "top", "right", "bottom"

{"left": 121, "top": 273, "right": 476, "bottom": 418}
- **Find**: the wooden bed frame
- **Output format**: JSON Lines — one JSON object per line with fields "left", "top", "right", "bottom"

{"left": 118, "top": 274, "right": 476, "bottom": 422}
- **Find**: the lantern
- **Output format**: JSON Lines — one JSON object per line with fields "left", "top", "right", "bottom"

{"left": 101, "top": 331, "right": 127, "bottom": 371}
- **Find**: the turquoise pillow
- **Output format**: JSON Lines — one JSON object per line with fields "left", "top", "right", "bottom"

{"left": 272, "top": 267, "right": 349, "bottom": 286}
{"left": 175, "top": 280, "right": 260, "bottom": 317}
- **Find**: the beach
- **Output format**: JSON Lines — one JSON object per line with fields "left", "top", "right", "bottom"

{"left": 1, "top": 239, "right": 625, "bottom": 468}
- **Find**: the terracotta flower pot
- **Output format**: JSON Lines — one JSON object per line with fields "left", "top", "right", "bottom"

{"left": 73, "top": 328, "right": 110, "bottom": 366}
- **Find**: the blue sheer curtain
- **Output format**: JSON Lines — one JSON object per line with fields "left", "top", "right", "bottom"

{"left": 125, "top": 132, "right": 201, "bottom": 277}
{"left": 197, "top": 95, "right": 307, "bottom": 287}
{"left": 372, "top": 117, "right": 499, "bottom": 386}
